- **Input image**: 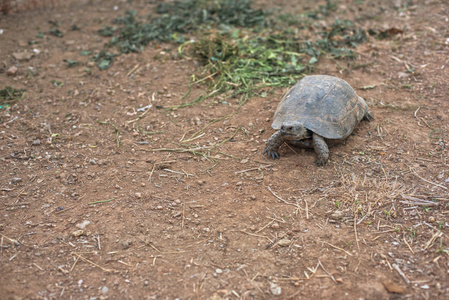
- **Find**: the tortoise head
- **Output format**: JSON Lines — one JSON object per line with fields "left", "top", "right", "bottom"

{"left": 280, "top": 121, "right": 311, "bottom": 141}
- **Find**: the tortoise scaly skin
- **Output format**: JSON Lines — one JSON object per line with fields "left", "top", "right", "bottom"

{"left": 264, "top": 75, "right": 374, "bottom": 165}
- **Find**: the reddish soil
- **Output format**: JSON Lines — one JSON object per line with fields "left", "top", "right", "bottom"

{"left": 0, "top": 0, "right": 448, "bottom": 299}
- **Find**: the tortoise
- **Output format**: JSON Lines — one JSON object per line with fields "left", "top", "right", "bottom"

{"left": 264, "top": 75, "right": 374, "bottom": 165}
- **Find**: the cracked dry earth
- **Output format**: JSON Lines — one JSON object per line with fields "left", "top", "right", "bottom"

{"left": 0, "top": 0, "right": 449, "bottom": 299}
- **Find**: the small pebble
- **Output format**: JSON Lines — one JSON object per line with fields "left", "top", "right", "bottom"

{"left": 76, "top": 220, "right": 90, "bottom": 229}
{"left": 277, "top": 238, "right": 291, "bottom": 247}
{"left": 270, "top": 282, "right": 282, "bottom": 295}
{"left": 101, "top": 286, "right": 109, "bottom": 294}
{"left": 135, "top": 192, "right": 142, "bottom": 198}
{"left": 11, "top": 177, "right": 22, "bottom": 184}
{"left": 330, "top": 210, "right": 345, "bottom": 220}
{"left": 122, "top": 240, "right": 132, "bottom": 250}
{"left": 215, "top": 268, "right": 223, "bottom": 274}
{"left": 72, "top": 230, "right": 84, "bottom": 237}
{"left": 156, "top": 205, "right": 163, "bottom": 210}
{"left": 271, "top": 222, "right": 280, "bottom": 229}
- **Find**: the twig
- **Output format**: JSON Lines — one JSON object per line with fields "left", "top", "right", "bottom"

{"left": 148, "top": 163, "right": 156, "bottom": 183}
{"left": 410, "top": 168, "right": 447, "bottom": 190}
{"left": 424, "top": 231, "right": 443, "bottom": 250}
{"left": 181, "top": 201, "right": 185, "bottom": 231}
{"left": 392, "top": 263, "right": 410, "bottom": 285}
{"left": 127, "top": 63, "right": 140, "bottom": 77}
{"left": 304, "top": 198, "right": 309, "bottom": 219}
{"left": 255, "top": 220, "right": 275, "bottom": 233}
{"left": 71, "top": 252, "right": 115, "bottom": 272}
{"left": 400, "top": 194, "right": 439, "bottom": 206}
{"left": 234, "top": 165, "right": 272, "bottom": 175}
{"left": 322, "top": 241, "right": 353, "bottom": 256}
{"left": 403, "top": 234, "right": 414, "bottom": 254}
{"left": 125, "top": 105, "right": 151, "bottom": 124}
{"left": 163, "top": 168, "right": 194, "bottom": 176}
{"left": 266, "top": 186, "right": 299, "bottom": 208}
{"left": 354, "top": 213, "right": 360, "bottom": 251}
{"left": 318, "top": 260, "right": 336, "bottom": 283}
{"left": 0, "top": 233, "right": 20, "bottom": 246}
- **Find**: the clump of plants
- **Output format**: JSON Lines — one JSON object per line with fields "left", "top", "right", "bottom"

{"left": 96, "top": 0, "right": 367, "bottom": 106}
{"left": 0, "top": 86, "right": 26, "bottom": 108}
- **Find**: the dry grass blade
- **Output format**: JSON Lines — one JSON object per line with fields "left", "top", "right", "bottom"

{"left": 410, "top": 168, "right": 447, "bottom": 190}
{"left": 392, "top": 263, "right": 410, "bottom": 285}
{"left": 235, "top": 164, "right": 271, "bottom": 175}
{"left": 424, "top": 231, "right": 443, "bottom": 250}
{"left": 322, "top": 241, "right": 353, "bottom": 256}
{"left": 400, "top": 194, "right": 439, "bottom": 206}
{"left": 71, "top": 252, "right": 115, "bottom": 272}
{"left": 266, "top": 186, "right": 299, "bottom": 208}
{"left": 0, "top": 233, "right": 20, "bottom": 246}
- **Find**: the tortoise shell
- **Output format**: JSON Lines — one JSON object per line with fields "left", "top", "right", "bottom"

{"left": 271, "top": 75, "right": 370, "bottom": 140}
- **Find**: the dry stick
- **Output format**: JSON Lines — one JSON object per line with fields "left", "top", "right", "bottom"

{"left": 148, "top": 163, "right": 156, "bottom": 183}
{"left": 181, "top": 201, "right": 186, "bottom": 231}
{"left": 136, "top": 237, "right": 162, "bottom": 253}
{"left": 251, "top": 272, "right": 260, "bottom": 281}
{"left": 0, "top": 233, "right": 20, "bottom": 246}
{"left": 392, "top": 263, "right": 410, "bottom": 285}
{"left": 266, "top": 186, "right": 299, "bottom": 208}
{"left": 400, "top": 194, "right": 439, "bottom": 206}
{"left": 410, "top": 168, "right": 447, "bottom": 190}
{"left": 70, "top": 256, "right": 80, "bottom": 272}
{"left": 424, "top": 231, "right": 443, "bottom": 250}
{"left": 71, "top": 252, "right": 115, "bottom": 272}
{"left": 354, "top": 213, "right": 360, "bottom": 251}
{"left": 414, "top": 106, "right": 432, "bottom": 128}
{"left": 256, "top": 219, "right": 275, "bottom": 233}
{"left": 125, "top": 106, "right": 151, "bottom": 124}
{"left": 97, "top": 235, "right": 101, "bottom": 251}
{"left": 318, "top": 260, "right": 336, "bottom": 283}
{"left": 403, "top": 234, "right": 414, "bottom": 254}
{"left": 234, "top": 164, "right": 272, "bottom": 175}
{"left": 380, "top": 253, "right": 393, "bottom": 270}
{"left": 322, "top": 241, "right": 353, "bottom": 256}
{"left": 5, "top": 202, "right": 30, "bottom": 206}
{"left": 304, "top": 198, "right": 309, "bottom": 219}
{"left": 422, "top": 221, "right": 448, "bottom": 238}
{"left": 127, "top": 63, "right": 140, "bottom": 77}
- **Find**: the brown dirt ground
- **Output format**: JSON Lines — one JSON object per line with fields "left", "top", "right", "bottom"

{"left": 1, "top": 0, "right": 448, "bottom": 299}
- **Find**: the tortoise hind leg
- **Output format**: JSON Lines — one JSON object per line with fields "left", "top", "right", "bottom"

{"left": 364, "top": 110, "right": 374, "bottom": 121}
{"left": 312, "top": 133, "right": 329, "bottom": 165}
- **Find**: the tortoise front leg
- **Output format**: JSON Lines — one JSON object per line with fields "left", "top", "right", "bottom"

{"left": 264, "top": 131, "right": 283, "bottom": 159}
{"left": 312, "top": 133, "right": 329, "bottom": 165}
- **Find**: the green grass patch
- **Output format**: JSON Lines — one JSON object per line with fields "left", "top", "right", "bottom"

{"left": 0, "top": 86, "right": 26, "bottom": 108}
{"left": 96, "top": 0, "right": 367, "bottom": 107}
